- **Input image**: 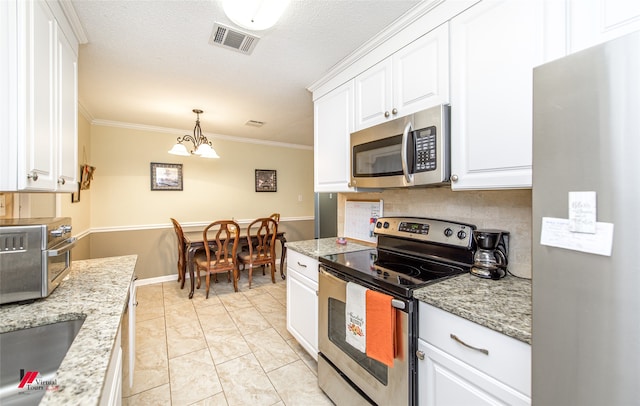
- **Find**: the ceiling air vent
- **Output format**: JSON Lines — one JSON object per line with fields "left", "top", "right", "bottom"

{"left": 245, "top": 120, "right": 265, "bottom": 127}
{"left": 209, "top": 23, "right": 259, "bottom": 55}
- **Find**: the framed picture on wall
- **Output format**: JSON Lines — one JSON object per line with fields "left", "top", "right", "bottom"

{"left": 150, "top": 162, "right": 183, "bottom": 191}
{"left": 255, "top": 169, "right": 277, "bottom": 192}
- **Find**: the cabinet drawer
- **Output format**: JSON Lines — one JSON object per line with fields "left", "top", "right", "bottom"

{"left": 419, "top": 302, "right": 531, "bottom": 396}
{"left": 286, "top": 250, "right": 319, "bottom": 283}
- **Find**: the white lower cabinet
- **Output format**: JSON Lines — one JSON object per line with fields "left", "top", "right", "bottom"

{"left": 417, "top": 302, "right": 531, "bottom": 406}
{"left": 286, "top": 250, "right": 319, "bottom": 359}
{"left": 101, "top": 326, "right": 123, "bottom": 406}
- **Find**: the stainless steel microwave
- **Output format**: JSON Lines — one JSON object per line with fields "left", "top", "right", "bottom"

{"left": 350, "top": 104, "right": 450, "bottom": 188}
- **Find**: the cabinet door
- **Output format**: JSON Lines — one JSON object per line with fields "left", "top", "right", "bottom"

{"left": 449, "top": 0, "right": 564, "bottom": 190}
{"left": 56, "top": 27, "right": 78, "bottom": 192}
{"left": 354, "top": 23, "right": 450, "bottom": 132}
{"left": 393, "top": 23, "right": 449, "bottom": 117}
{"left": 417, "top": 339, "right": 530, "bottom": 406}
{"left": 286, "top": 268, "right": 318, "bottom": 360}
{"left": 354, "top": 58, "right": 393, "bottom": 130}
{"left": 19, "top": 0, "right": 57, "bottom": 190}
{"left": 568, "top": 0, "right": 640, "bottom": 53}
{"left": 0, "top": 0, "right": 17, "bottom": 190}
{"left": 314, "top": 80, "right": 355, "bottom": 192}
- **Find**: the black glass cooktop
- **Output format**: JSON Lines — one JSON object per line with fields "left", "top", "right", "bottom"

{"left": 319, "top": 248, "right": 468, "bottom": 298}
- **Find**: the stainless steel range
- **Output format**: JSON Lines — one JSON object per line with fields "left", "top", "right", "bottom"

{"left": 318, "top": 217, "right": 476, "bottom": 405}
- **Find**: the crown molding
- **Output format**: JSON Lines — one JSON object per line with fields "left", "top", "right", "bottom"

{"left": 57, "top": 0, "right": 88, "bottom": 44}
{"left": 307, "top": 0, "right": 445, "bottom": 94}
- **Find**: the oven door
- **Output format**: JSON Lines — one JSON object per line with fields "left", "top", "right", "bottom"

{"left": 318, "top": 265, "right": 412, "bottom": 406}
{"left": 43, "top": 237, "right": 77, "bottom": 296}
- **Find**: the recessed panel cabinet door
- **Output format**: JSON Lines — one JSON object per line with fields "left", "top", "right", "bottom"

{"left": 417, "top": 339, "right": 530, "bottom": 406}
{"left": 449, "top": 0, "right": 565, "bottom": 190}
{"left": 286, "top": 268, "right": 318, "bottom": 360}
{"left": 20, "top": 0, "right": 57, "bottom": 190}
{"left": 314, "top": 80, "right": 355, "bottom": 192}
{"left": 56, "top": 26, "right": 78, "bottom": 192}
{"left": 392, "top": 23, "right": 449, "bottom": 117}
{"left": 568, "top": 0, "right": 640, "bottom": 53}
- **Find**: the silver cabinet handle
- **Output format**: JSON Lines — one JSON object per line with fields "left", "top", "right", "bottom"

{"left": 416, "top": 350, "right": 425, "bottom": 360}
{"left": 58, "top": 177, "right": 66, "bottom": 185}
{"left": 384, "top": 111, "right": 390, "bottom": 118}
{"left": 27, "top": 171, "right": 39, "bottom": 181}
{"left": 450, "top": 174, "right": 459, "bottom": 182}
{"left": 392, "top": 108, "right": 398, "bottom": 115}
{"left": 297, "top": 261, "right": 307, "bottom": 268}
{"left": 450, "top": 334, "right": 489, "bottom": 355}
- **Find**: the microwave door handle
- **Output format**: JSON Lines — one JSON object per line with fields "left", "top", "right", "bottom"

{"left": 401, "top": 122, "right": 413, "bottom": 184}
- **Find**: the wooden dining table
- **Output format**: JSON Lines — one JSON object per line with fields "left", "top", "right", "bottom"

{"left": 182, "top": 230, "right": 287, "bottom": 298}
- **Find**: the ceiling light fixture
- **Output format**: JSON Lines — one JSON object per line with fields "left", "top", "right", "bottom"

{"left": 223, "top": 0, "right": 290, "bottom": 31}
{"left": 168, "top": 109, "right": 220, "bottom": 158}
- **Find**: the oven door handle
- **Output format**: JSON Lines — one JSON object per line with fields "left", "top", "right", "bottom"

{"left": 320, "top": 267, "right": 407, "bottom": 311}
{"left": 47, "top": 237, "right": 77, "bottom": 256}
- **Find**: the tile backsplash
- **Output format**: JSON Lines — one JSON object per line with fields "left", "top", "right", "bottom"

{"left": 338, "top": 187, "right": 532, "bottom": 279}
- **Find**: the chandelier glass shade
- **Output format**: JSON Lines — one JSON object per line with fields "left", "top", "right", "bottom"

{"left": 168, "top": 109, "right": 219, "bottom": 158}
{"left": 223, "top": 0, "right": 290, "bottom": 31}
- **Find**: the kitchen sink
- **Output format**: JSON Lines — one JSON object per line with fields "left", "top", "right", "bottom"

{"left": 0, "top": 317, "right": 86, "bottom": 405}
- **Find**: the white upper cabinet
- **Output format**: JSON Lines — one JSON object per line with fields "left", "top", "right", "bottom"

{"left": 568, "top": 0, "right": 640, "bottom": 54}
{"left": 0, "top": 0, "right": 79, "bottom": 192}
{"left": 354, "top": 23, "right": 449, "bottom": 131}
{"left": 449, "top": 0, "right": 565, "bottom": 190}
{"left": 314, "top": 80, "right": 355, "bottom": 192}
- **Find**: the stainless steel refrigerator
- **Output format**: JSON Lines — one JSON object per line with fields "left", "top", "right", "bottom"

{"left": 314, "top": 192, "right": 337, "bottom": 238}
{"left": 532, "top": 31, "right": 640, "bottom": 405}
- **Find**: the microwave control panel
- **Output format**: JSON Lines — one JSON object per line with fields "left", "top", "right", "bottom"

{"left": 414, "top": 126, "right": 437, "bottom": 172}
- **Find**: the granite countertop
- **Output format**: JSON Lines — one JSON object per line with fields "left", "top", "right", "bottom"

{"left": 286, "top": 237, "right": 373, "bottom": 259}
{"left": 0, "top": 255, "right": 137, "bottom": 405}
{"left": 414, "top": 273, "right": 532, "bottom": 344}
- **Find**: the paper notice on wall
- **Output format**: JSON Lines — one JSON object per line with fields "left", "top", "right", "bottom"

{"left": 540, "top": 217, "right": 614, "bottom": 256}
{"left": 344, "top": 200, "right": 383, "bottom": 244}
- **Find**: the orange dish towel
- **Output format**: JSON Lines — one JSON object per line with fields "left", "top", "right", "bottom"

{"left": 365, "top": 289, "right": 396, "bottom": 367}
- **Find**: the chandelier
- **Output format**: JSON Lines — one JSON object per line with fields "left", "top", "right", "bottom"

{"left": 168, "top": 109, "right": 219, "bottom": 158}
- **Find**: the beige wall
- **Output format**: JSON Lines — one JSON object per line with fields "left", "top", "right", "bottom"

{"left": 338, "top": 188, "right": 532, "bottom": 278}
{"left": 89, "top": 125, "right": 314, "bottom": 227}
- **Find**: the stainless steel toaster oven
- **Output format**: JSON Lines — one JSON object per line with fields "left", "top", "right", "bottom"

{"left": 0, "top": 217, "right": 76, "bottom": 304}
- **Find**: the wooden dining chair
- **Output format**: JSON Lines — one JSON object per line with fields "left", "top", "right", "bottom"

{"left": 195, "top": 220, "right": 241, "bottom": 298}
{"left": 237, "top": 217, "right": 278, "bottom": 288}
{"left": 170, "top": 218, "right": 187, "bottom": 286}
{"left": 269, "top": 213, "right": 280, "bottom": 224}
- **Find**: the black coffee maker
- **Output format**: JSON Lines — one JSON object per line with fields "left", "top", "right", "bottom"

{"left": 471, "top": 229, "right": 509, "bottom": 279}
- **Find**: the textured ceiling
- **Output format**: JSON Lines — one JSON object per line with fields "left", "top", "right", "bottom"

{"left": 72, "top": 0, "right": 422, "bottom": 147}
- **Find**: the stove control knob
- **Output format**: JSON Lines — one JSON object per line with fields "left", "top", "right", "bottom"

{"left": 444, "top": 228, "right": 453, "bottom": 237}
{"left": 383, "top": 222, "right": 390, "bottom": 229}
{"left": 457, "top": 230, "right": 467, "bottom": 240}
{"left": 376, "top": 221, "right": 382, "bottom": 228}
{"left": 383, "top": 271, "right": 390, "bottom": 278}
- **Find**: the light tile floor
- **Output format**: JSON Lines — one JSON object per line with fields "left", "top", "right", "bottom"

{"left": 122, "top": 269, "right": 333, "bottom": 406}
